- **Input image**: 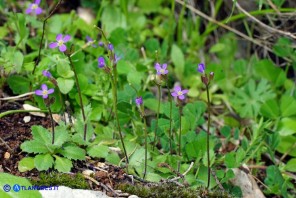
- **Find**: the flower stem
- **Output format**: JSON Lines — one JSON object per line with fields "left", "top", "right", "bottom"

{"left": 46, "top": 102, "right": 55, "bottom": 144}
{"left": 152, "top": 84, "right": 161, "bottom": 152}
{"left": 143, "top": 112, "right": 148, "bottom": 179}
{"left": 206, "top": 85, "right": 211, "bottom": 189}
{"left": 67, "top": 54, "right": 87, "bottom": 141}
{"left": 178, "top": 105, "right": 182, "bottom": 172}
{"left": 111, "top": 76, "right": 129, "bottom": 166}
{"left": 166, "top": 82, "right": 173, "bottom": 155}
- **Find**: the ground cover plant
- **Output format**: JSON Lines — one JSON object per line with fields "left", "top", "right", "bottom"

{"left": 0, "top": 0, "right": 296, "bottom": 197}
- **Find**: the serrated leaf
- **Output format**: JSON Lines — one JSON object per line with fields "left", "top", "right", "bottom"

{"left": 260, "top": 99, "right": 280, "bottom": 119}
{"left": 34, "top": 154, "right": 54, "bottom": 171}
{"left": 58, "top": 145, "right": 85, "bottom": 160}
{"left": 280, "top": 95, "right": 296, "bottom": 117}
{"left": 171, "top": 44, "right": 184, "bottom": 80}
{"left": 31, "top": 125, "right": 51, "bottom": 144}
{"left": 20, "top": 140, "right": 50, "bottom": 154}
{"left": 53, "top": 125, "right": 70, "bottom": 147}
{"left": 18, "top": 157, "right": 35, "bottom": 172}
{"left": 54, "top": 156, "right": 72, "bottom": 173}
{"left": 87, "top": 145, "right": 109, "bottom": 158}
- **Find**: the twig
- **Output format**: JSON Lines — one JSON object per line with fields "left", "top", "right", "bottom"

{"left": 235, "top": 2, "right": 296, "bottom": 40}
{"left": 0, "top": 137, "right": 13, "bottom": 151}
{"left": 266, "top": 0, "right": 281, "bottom": 15}
{"left": 83, "top": 175, "right": 119, "bottom": 197}
{"left": 175, "top": 0, "right": 273, "bottom": 53}
{"left": 168, "top": 162, "right": 194, "bottom": 182}
{"left": 0, "top": 92, "right": 35, "bottom": 100}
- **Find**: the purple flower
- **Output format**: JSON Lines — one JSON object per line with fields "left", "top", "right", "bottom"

{"left": 115, "top": 54, "right": 122, "bottom": 64}
{"left": 35, "top": 84, "right": 54, "bottom": 99}
{"left": 98, "top": 57, "right": 106, "bottom": 68}
{"left": 49, "top": 34, "right": 71, "bottom": 52}
{"left": 171, "top": 86, "right": 188, "bottom": 100}
{"left": 135, "top": 97, "right": 143, "bottom": 106}
{"left": 42, "top": 70, "right": 52, "bottom": 78}
{"left": 86, "top": 36, "right": 97, "bottom": 48}
{"left": 98, "top": 41, "right": 104, "bottom": 47}
{"left": 108, "top": 43, "right": 113, "bottom": 51}
{"left": 26, "top": 0, "right": 43, "bottom": 15}
{"left": 197, "top": 63, "right": 205, "bottom": 73}
{"left": 155, "top": 63, "right": 169, "bottom": 75}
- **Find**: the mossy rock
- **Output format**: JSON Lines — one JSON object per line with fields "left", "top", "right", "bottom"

{"left": 30, "top": 172, "right": 90, "bottom": 190}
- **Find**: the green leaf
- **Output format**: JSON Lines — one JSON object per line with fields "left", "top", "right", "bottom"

{"left": 54, "top": 156, "right": 72, "bottom": 173}
{"left": 72, "top": 121, "right": 93, "bottom": 146}
{"left": 280, "top": 95, "right": 296, "bottom": 117}
{"left": 225, "top": 152, "right": 238, "bottom": 168}
{"left": 137, "top": 0, "right": 163, "bottom": 13}
{"left": 260, "top": 99, "right": 280, "bottom": 119}
{"left": 171, "top": 44, "right": 184, "bottom": 80}
{"left": 34, "top": 154, "right": 54, "bottom": 171}
{"left": 87, "top": 145, "right": 109, "bottom": 158}
{"left": 57, "top": 78, "right": 74, "bottom": 94}
{"left": 56, "top": 60, "right": 74, "bottom": 78}
{"left": 277, "top": 135, "right": 296, "bottom": 157}
{"left": 101, "top": 5, "right": 126, "bottom": 34}
{"left": 278, "top": 117, "right": 296, "bottom": 136}
{"left": 183, "top": 101, "right": 206, "bottom": 131}
{"left": 265, "top": 165, "right": 288, "bottom": 197}
{"left": 7, "top": 75, "right": 30, "bottom": 94}
{"left": 209, "top": 43, "right": 225, "bottom": 53}
{"left": 53, "top": 125, "right": 70, "bottom": 147}
{"left": 58, "top": 145, "right": 86, "bottom": 160}
{"left": 18, "top": 157, "right": 35, "bottom": 172}
{"left": 0, "top": 173, "right": 41, "bottom": 198}
{"left": 202, "top": 150, "right": 215, "bottom": 167}
{"left": 285, "top": 158, "right": 296, "bottom": 172}
{"left": 273, "top": 37, "right": 293, "bottom": 57}
{"left": 31, "top": 126, "right": 51, "bottom": 144}
{"left": 20, "top": 140, "right": 50, "bottom": 154}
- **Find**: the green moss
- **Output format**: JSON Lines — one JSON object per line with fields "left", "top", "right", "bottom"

{"left": 30, "top": 172, "right": 90, "bottom": 190}
{"left": 117, "top": 183, "right": 234, "bottom": 198}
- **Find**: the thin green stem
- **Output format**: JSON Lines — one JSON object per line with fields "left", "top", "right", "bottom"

{"left": 166, "top": 82, "right": 173, "bottom": 155}
{"left": 67, "top": 54, "right": 87, "bottom": 141}
{"left": 111, "top": 76, "right": 129, "bottom": 165}
{"left": 143, "top": 113, "right": 148, "bottom": 179}
{"left": 46, "top": 103, "right": 55, "bottom": 144}
{"left": 206, "top": 85, "right": 211, "bottom": 189}
{"left": 153, "top": 84, "right": 161, "bottom": 152}
{"left": 177, "top": 105, "right": 182, "bottom": 172}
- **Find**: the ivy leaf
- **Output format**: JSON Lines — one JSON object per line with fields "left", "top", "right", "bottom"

{"left": 34, "top": 154, "right": 54, "bottom": 171}
{"left": 54, "top": 156, "right": 72, "bottom": 173}
{"left": 230, "top": 79, "right": 275, "bottom": 118}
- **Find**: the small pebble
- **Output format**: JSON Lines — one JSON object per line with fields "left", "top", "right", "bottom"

{"left": 23, "top": 116, "right": 31, "bottom": 123}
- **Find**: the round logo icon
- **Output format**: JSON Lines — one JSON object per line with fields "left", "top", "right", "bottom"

{"left": 13, "top": 184, "right": 21, "bottom": 192}
{"left": 3, "top": 184, "right": 11, "bottom": 192}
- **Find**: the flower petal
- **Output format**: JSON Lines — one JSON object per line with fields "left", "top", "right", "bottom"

{"left": 41, "top": 84, "right": 48, "bottom": 91}
{"left": 49, "top": 42, "right": 58, "bottom": 49}
{"left": 59, "top": 44, "right": 67, "bottom": 52}
{"left": 162, "top": 63, "right": 167, "bottom": 69}
{"left": 42, "top": 94, "right": 48, "bottom": 99}
{"left": 35, "top": 7, "right": 42, "bottom": 15}
{"left": 35, "top": 0, "right": 41, "bottom": 5}
{"left": 26, "top": 7, "right": 32, "bottom": 14}
{"left": 48, "top": 89, "right": 54, "bottom": 94}
{"left": 171, "top": 92, "right": 178, "bottom": 97}
{"left": 182, "top": 89, "right": 189, "bottom": 94}
{"left": 178, "top": 95, "right": 185, "bottom": 100}
{"left": 63, "top": 35, "right": 71, "bottom": 42}
{"left": 174, "top": 86, "right": 181, "bottom": 92}
{"left": 56, "top": 34, "right": 63, "bottom": 41}
{"left": 154, "top": 63, "right": 161, "bottom": 70}
{"left": 163, "top": 70, "right": 169, "bottom": 75}
{"left": 35, "top": 90, "right": 43, "bottom": 96}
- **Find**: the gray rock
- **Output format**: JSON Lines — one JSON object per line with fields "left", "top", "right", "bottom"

{"left": 39, "top": 186, "right": 111, "bottom": 198}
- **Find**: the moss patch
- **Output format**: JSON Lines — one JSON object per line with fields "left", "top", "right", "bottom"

{"left": 30, "top": 172, "right": 90, "bottom": 190}
{"left": 117, "top": 183, "right": 233, "bottom": 198}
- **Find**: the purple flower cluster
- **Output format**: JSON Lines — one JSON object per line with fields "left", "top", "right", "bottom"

{"left": 35, "top": 84, "right": 54, "bottom": 99}
{"left": 171, "top": 86, "right": 188, "bottom": 100}
{"left": 155, "top": 63, "right": 168, "bottom": 76}
{"left": 135, "top": 97, "right": 143, "bottom": 106}
{"left": 49, "top": 34, "right": 71, "bottom": 52}
{"left": 26, "top": 0, "right": 42, "bottom": 15}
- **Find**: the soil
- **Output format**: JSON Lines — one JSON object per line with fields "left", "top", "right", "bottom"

{"left": 0, "top": 101, "right": 132, "bottom": 197}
